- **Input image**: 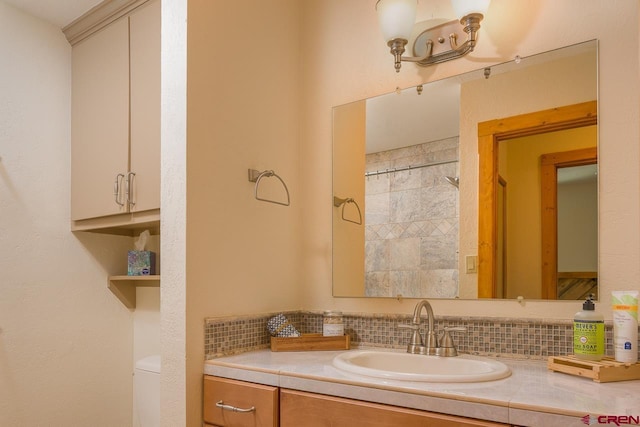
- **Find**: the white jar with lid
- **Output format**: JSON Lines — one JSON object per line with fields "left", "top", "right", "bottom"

{"left": 322, "top": 310, "right": 344, "bottom": 336}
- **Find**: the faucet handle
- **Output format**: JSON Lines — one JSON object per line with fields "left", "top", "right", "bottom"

{"left": 398, "top": 322, "right": 425, "bottom": 351}
{"left": 398, "top": 323, "right": 421, "bottom": 331}
{"left": 437, "top": 327, "right": 467, "bottom": 357}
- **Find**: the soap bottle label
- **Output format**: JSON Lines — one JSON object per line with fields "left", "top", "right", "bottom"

{"left": 573, "top": 320, "right": 605, "bottom": 356}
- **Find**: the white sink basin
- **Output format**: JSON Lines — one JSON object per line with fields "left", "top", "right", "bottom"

{"left": 332, "top": 350, "right": 511, "bottom": 383}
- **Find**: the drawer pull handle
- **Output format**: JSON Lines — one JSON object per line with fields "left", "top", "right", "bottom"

{"left": 216, "top": 400, "right": 256, "bottom": 413}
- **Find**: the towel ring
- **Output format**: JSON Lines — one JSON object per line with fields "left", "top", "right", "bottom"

{"left": 248, "top": 169, "right": 290, "bottom": 206}
{"left": 333, "top": 196, "right": 363, "bottom": 225}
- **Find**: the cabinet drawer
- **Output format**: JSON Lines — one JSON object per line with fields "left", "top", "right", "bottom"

{"left": 203, "top": 376, "right": 278, "bottom": 427}
{"left": 280, "top": 389, "right": 508, "bottom": 427}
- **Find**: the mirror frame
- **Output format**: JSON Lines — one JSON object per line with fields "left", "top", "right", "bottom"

{"left": 477, "top": 101, "right": 598, "bottom": 298}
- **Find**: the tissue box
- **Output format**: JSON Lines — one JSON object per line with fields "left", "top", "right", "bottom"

{"left": 127, "top": 251, "right": 156, "bottom": 276}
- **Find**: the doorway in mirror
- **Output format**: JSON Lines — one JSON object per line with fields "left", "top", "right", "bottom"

{"left": 478, "top": 101, "right": 598, "bottom": 299}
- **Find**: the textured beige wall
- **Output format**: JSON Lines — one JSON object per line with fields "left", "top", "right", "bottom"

{"left": 160, "top": 0, "right": 187, "bottom": 425}
{"left": 164, "top": 0, "right": 303, "bottom": 424}
{"left": 0, "top": 3, "right": 134, "bottom": 426}
{"left": 298, "top": 0, "right": 639, "bottom": 319}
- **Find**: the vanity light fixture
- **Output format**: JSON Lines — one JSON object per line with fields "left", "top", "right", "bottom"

{"left": 376, "top": 0, "right": 490, "bottom": 72}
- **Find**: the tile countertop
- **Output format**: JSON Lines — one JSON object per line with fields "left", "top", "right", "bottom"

{"left": 204, "top": 349, "right": 640, "bottom": 427}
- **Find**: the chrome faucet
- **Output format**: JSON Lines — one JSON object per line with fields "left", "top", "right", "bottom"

{"left": 399, "top": 299, "right": 438, "bottom": 355}
{"left": 399, "top": 299, "right": 466, "bottom": 357}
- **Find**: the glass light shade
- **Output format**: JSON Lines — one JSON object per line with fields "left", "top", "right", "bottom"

{"left": 376, "top": 0, "right": 417, "bottom": 42}
{"left": 451, "top": 0, "right": 490, "bottom": 19}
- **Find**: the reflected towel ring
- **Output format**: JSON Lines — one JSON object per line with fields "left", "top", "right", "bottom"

{"left": 333, "top": 196, "right": 363, "bottom": 225}
{"left": 248, "top": 169, "right": 290, "bottom": 206}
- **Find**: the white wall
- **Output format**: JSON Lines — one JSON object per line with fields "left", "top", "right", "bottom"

{"left": 160, "top": 0, "right": 187, "bottom": 425}
{"left": 133, "top": 235, "right": 161, "bottom": 427}
{"left": 0, "top": 2, "right": 135, "bottom": 426}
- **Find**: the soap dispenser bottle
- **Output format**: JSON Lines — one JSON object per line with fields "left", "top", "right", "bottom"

{"left": 573, "top": 294, "right": 605, "bottom": 361}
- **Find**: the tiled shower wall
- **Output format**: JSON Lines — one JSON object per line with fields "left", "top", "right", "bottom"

{"left": 364, "top": 137, "right": 459, "bottom": 298}
{"left": 204, "top": 311, "right": 620, "bottom": 360}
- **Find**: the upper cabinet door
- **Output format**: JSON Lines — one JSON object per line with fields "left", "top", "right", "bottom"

{"left": 71, "top": 17, "right": 130, "bottom": 221}
{"left": 129, "top": 0, "right": 161, "bottom": 213}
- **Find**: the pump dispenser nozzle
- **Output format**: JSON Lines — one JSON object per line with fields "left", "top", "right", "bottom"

{"left": 583, "top": 294, "right": 596, "bottom": 310}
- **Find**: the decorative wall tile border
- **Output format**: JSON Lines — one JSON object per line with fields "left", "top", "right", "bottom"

{"left": 204, "top": 311, "right": 623, "bottom": 360}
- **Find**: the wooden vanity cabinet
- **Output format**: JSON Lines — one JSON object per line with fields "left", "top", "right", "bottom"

{"left": 203, "top": 376, "right": 279, "bottom": 427}
{"left": 70, "top": 0, "right": 160, "bottom": 230}
{"left": 280, "top": 389, "right": 510, "bottom": 427}
{"left": 204, "top": 375, "right": 511, "bottom": 427}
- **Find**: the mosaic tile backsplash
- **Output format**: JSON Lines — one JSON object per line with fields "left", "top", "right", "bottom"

{"left": 204, "top": 311, "right": 620, "bottom": 360}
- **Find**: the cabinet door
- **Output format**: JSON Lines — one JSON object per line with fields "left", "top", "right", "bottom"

{"left": 280, "top": 389, "right": 508, "bottom": 427}
{"left": 71, "top": 17, "right": 130, "bottom": 220}
{"left": 129, "top": 0, "right": 161, "bottom": 213}
{"left": 203, "top": 376, "right": 278, "bottom": 427}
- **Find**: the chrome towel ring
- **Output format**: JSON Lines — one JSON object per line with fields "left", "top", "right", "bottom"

{"left": 248, "top": 169, "right": 290, "bottom": 206}
{"left": 333, "top": 196, "right": 363, "bottom": 225}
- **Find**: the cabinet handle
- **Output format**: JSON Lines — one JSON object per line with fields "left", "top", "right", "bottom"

{"left": 126, "top": 172, "right": 136, "bottom": 208}
{"left": 215, "top": 400, "right": 256, "bottom": 413}
{"left": 114, "top": 173, "right": 125, "bottom": 206}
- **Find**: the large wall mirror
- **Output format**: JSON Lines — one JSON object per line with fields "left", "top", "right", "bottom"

{"left": 332, "top": 40, "right": 598, "bottom": 300}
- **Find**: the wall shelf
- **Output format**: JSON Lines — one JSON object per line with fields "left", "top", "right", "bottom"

{"left": 72, "top": 211, "right": 160, "bottom": 236}
{"left": 108, "top": 275, "right": 160, "bottom": 308}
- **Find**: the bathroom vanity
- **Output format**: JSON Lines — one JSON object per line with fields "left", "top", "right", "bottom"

{"left": 204, "top": 374, "right": 507, "bottom": 427}
{"left": 204, "top": 374, "right": 507, "bottom": 426}
{"left": 203, "top": 349, "right": 640, "bottom": 427}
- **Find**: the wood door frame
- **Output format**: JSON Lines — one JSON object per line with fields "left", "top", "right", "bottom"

{"left": 540, "top": 147, "right": 597, "bottom": 299}
{"left": 496, "top": 175, "right": 507, "bottom": 298}
{"left": 477, "top": 101, "right": 597, "bottom": 298}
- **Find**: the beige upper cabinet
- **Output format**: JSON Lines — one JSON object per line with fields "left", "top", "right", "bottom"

{"left": 70, "top": 0, "right": 160, "bottom": 231}
{"left": 129, "top": 0, "right": 161, "bottom": 215}
{"left": 71, "top": 17, "right": 129, "bottom": 221}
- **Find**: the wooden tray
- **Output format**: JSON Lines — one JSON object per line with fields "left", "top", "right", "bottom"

{"left": 547, "top": 355, "right": 640, "bottom": 382}
{"left": 270, "top": 334, "right": 350, "bottom": 352}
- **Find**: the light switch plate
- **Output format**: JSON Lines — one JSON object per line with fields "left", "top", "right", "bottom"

{"left": 465, "top": 255, "right": 478, "bottom": 274}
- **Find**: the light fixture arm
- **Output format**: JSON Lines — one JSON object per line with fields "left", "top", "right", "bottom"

{"left": 387, "top": 13, "right": 484, "bottom": 72}
{"left": 387, "top": 38, "right": 433, "bottom": 73}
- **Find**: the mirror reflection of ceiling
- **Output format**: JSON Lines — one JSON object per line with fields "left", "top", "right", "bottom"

{"left": 365, "top": 40, "right": 597, "bottom": 155}
{"left": 366, "top": 80, "right": 459, "bottom": 154}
